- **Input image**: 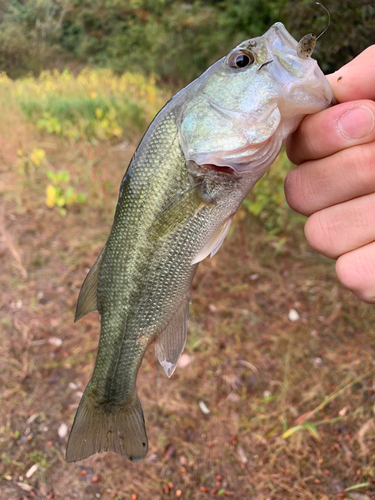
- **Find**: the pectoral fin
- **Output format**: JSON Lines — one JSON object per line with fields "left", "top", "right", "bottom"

{"left": 75, "top": 246, "right": 106, "bottom": 322}
{"left": 148, "top": 184, "right": 205, "bottom": 241}
{"left": 154, "top": 297, "right": 190, "bottom": 378}
{"left": 191, "top": 216, "right": 233, "bottom": 265}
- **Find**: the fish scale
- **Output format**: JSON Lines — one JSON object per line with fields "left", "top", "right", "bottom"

{"left": 67, "top": 22, "right": 333, "bottom": 463}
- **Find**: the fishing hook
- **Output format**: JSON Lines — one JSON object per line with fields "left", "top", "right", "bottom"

{"left": 297, "top": 2, "right": 330, "bottom": 59}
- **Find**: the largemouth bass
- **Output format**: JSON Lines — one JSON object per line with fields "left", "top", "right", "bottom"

{"left": 66, "top": 23, "right": 333, "bottom": 463}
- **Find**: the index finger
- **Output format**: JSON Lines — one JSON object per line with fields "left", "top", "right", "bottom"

{"left": 286, "top": 45, "right": 375, "bottom": 165}
{"left": 328, "top": 45, "right": 375, "bottom": 103}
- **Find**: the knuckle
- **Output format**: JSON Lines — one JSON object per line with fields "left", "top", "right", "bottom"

{"left": 358, "top": 98, "right": 375, "bottom": 115}
{"left": 286, "top": 116, "right": 316, "bottom": 165}
{"left": 304, "top": 210, "right": 338, "bottom": 257}
{"left": 336, "top": 250, "right": 375, "bottom": 304}
{"left": 284, "top": 164, "right": 315, "bottom": 216}
{"left": 352, "top": 142, "right": 375, "bottom": 187}
{"left": 284, "top": 168, "right": 302, "bottom": 212}
{"left": 335, "top": 256, "right": 357, "bottom": 290}
{"left": 285, "top": 135, "right": 299, "bottom": 165}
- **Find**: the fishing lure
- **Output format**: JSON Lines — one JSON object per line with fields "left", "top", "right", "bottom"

{"left": 297, "top": 2, "right": 331, "bottom": 59}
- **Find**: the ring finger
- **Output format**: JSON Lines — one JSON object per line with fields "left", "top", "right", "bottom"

{"left": 284, "top": 141, "right": 375, "bottom": 217}
{"left": 304, "top": 192, "right": 375, "bottom": 259}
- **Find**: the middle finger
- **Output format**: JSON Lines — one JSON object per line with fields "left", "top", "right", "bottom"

{"left": 284, "top": 140, "right": 375, "bottom": 216}
{"left": 304, "top": 192, "right": 375, "bottom": 259}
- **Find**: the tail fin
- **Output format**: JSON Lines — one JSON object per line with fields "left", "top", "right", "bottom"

{"left": 66, "top": 392, "right": 148, "bottom": 463}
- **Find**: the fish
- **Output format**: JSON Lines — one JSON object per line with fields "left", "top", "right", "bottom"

{"left": 66, "top": 22, "right": 333, "bottom": 463}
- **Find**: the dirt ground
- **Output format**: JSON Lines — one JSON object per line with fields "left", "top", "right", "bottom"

{"left": 1, "top": 100, "right": 375, "bottom": 500}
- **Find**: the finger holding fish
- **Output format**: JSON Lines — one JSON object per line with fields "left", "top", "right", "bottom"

{"left": 285, "top": 45, "right": 375, "bottom": 304}
{"left": 286, "top": 45, "right": 375, "bottom": 164}
{"left": 284, "top": 102, "right": 375, "bottom": 216}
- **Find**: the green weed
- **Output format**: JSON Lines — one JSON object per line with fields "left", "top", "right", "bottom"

{"left": 11, "top": 69, "right": 165, "bottom": 142}
{"left": 46, "top": 170, "right": 86, "bottom": 216}
{"left": 29, "top": 450, "right": 48, "bottom": 469}
{"left": 242, "top": 150, "right": 306, "bottom": 238}
{"left": 17, "top": 148, "right": 46, "bottom": 179}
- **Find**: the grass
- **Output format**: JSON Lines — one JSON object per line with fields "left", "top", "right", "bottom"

{"left": 0, "top": 69, "right": 375, "bottom": 500}
{"left": 3, "top": 68, "right": 165, "bottom": 142}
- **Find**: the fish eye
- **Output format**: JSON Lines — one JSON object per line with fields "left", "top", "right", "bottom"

{"left": 227, "top": 50, "right": 255, "bottom": 69}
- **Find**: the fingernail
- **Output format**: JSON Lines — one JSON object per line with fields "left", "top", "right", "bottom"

{"left": 338, "top": 106, "right": 374, "bottom": 139}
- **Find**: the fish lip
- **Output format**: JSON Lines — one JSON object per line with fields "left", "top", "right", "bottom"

{"left": 270, "top": 22, "right": 299, "bottom": 49}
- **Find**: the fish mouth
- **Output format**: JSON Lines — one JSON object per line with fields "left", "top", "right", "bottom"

{"left": 202, "top": 163, "right": 238, "bottom": 176}
{"left": 193, "top": 130, "right": 283, "bottom": 178}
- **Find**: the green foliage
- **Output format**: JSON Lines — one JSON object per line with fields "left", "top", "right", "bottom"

{"left": 242, "top": 151, "right": 306, "bottom": 237}
{"left": 0, "top": 0, "right": 66, "bottom": 78}
{"left": 12, "top": 68, "right": 164, "bottom": 141}
{"left": 0, "top": 1, "right": 373, "bottom": 83}
{"left": 279, "top": 0, "right": 375, "bottom": 74}
{"left": 29, "top": 450, "right": 48, "bottom": 467}
{"left": 46, "top": 170, "right": 86, "bottom": 216}
{"left": 58, "top": 0, "right": 277, "bottom": 85}
{"left": 28, "top": 96, "right": 129, "bottom": 140}
{"left": 17, "top": 147, "right": 46, "bottom": 179}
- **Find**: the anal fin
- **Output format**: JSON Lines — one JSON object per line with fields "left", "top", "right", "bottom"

{"left": 191, "top": 216, "right": 233, "bottom": 265}
{"left": 75, "top": 245, "right": 106, "bottom": 322}
{"left": 154, "top": 296, "right": 190, "bottom": 378}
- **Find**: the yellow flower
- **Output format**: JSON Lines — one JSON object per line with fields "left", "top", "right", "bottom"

{"left": 30, "top": 148, "right": 46, "bottom": 166}
{"left": 45, "top": 184, "right": 57, "bottom": 208}
{"left": 112, "top": 125, "right": 123, "bottom": 137}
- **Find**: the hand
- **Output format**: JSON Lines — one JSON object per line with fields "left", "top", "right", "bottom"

{"left": 285, "top": 46, "right": 375, "bottom": 304}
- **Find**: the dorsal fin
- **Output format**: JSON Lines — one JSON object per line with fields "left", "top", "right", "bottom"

{"left": 74, "top": 246, "right": 106, "bottom": 322}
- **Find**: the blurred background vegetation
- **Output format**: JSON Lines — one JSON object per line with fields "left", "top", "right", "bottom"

{"left": 1, "top": 0, "right": 373, "bottom": 233}
{"left": 0, "top": 0, "right": 374, "bottom": 83}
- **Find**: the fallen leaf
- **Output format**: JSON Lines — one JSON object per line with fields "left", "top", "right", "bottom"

{"left": 48, "top": 337, "right": 62, "bottom": 347}
{"left": 199, "top": 401, "right": 210, "bottom": 415}
{"left": 164, "top": 444, "right": 175, "bottom": 460}
{"left": 288, "top": 309, "right": 300, "bottom": 321}
{"left": 58, "top": 423, "right": 68, "bottom": 439}
{"left": 16, "top": 482, "right": 33, "bottom": 492}
{"left": 26, "top": 413, "right": 39, "bottom": 425}
{"left": 237, "top": 446, "right": 248, "bottom": 464}
{"left": 339, "top": 406, "right": 349, "bottom": 417}
{"left": 25, "top": 464, "right": 38, "bottom": 478}
{"left": 314, "top": 357, "right": 323, "bottom": 368}
{"left": 177, "top": 353, "right": 192, "bottom": 369}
